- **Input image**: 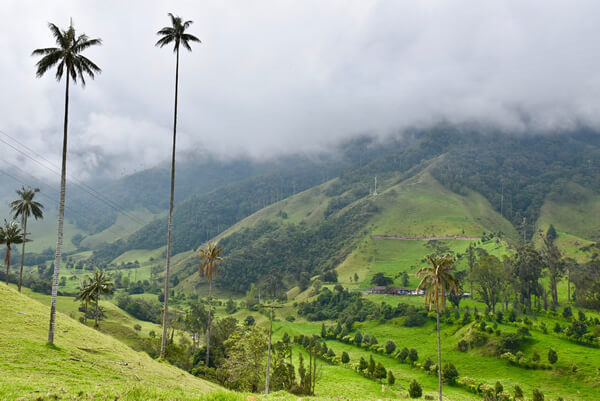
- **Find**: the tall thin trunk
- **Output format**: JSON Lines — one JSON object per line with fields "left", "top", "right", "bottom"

{"left": 436, "top": 288, "right": 443, "bottom": 401}
{"left": 206, "top": 279, "right": 212, "bottom": 366}
{"left": 84, "top": 298, "right": 88, "bottom": 324}
{"left": 5, "top": 248, "right": 11, "bottom": 286}
{"left": 94, "top": 295, "right": 99, "bottom": 328}
{"left": 160, "top": 46, "right": 180, "bottom": 359}
{"left": 48, "top": 74, "right": 69, "bottom": 345}
{"left": 567, "top": 268, "right": 571, "bottom": 302}
{"left": 265, "top": 307, "right": 273, "bottom": 394}
{"left": 18, "top": 216, "right": 27, "bottom": 292}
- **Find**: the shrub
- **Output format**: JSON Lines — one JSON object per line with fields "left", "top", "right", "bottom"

{"left": 133, "top": 324, "right": 142, "bottom": 332}
{"left": 409, "top": 348, "right": 419, "bottom": 364}
{"left": 553, "top": 322, "right": 562, "bottom": 333}
{"left": 358, "top": 357, "right": 368, "bottom": 371}
{"left": 385, "top": 340, "right": 396, "bottom": 354}
{"left": 374, "top": 362, "right": 387, "bottom": 381}
{"left": 341, "top": 351, "right": 350, "bottom": 364}
{"left": 548, "top": 348, "right": 558, "bottom": 364}
{"left": 562, "top": 306, "right": 572, "bottom": 319}
{"left": 514, "top": 384, "right": 524, "bottom": 400}
{"left": 495, "top": 381, "right": 503, "bottom": 394}
{"left": 354, "top": 330, "right": 363, "bottom": 345}
{"left": 533, "top": 388, "right": 544, "bottom": 401}
{"left": 409, "top": 379, "right": 422, "bottom": 398}
{"left": 517, "top": 326, "right": 531, "bottom": 337}
{"left": 398, "top": 347, "right": 409, "bottom": 361}
{"left": 387, "top": 370, "right": 395, "bottom": 385}
{"left": 532, "top": 352, "right": 540, "bottom": 362}
{"left": 442, "top": 363, "right": 459, "bottom": 385}
{"left": 423, "top": 357, "right": 434, "bottom": 372}
{"left": 457, "top": 339, "right": 469, "bottom": 352}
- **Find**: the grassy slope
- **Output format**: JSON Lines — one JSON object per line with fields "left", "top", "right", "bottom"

{"left": 0, "top": 285, "right": 224, "bottom": 400}
{"left": 337, "top": 171, "right": 518, "bottom": 287}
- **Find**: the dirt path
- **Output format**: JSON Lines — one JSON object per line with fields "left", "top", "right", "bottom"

{"left": 371, "top": 234, "right": 481, "bottom": 241}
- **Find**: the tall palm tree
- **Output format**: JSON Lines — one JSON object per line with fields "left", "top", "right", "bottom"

{"left": 198, "top": 242, "right": 224, "bottom": 366}
{"left": 74, "top": 277, "right": 93, "bottom": 324}
{"left": 156, "top": 12, "right": 200, "bottom": 359}
{"left": 0, "top": 220, "right": 24, "bottom": 286}
{"left": 32, "top": 20, "right": 102, "bottom": 345}
{"left": 416, "top": 254, "right": 460, "bottom": 401}
{"left": 86, "top": 270, "right": 113, "bottom": 328}
{"left": 10, "top": 186, "right": 44, "bottom": 292}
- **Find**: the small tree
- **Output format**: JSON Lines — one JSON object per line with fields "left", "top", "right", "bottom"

{"left": 367, "top": 355, "right": 376, "bottom": 377}
{"left": 374, "top": 362, "right": 387, "bottom": 381}
{"left": 398, "top": 347, "right": 409, "bottom": 361}
{"left": 409, "top": 379, "right": 423, "bottom": 398}
{"left": 385, "top": 340, "right": 396, "bottom": 354}
{"left": 341, "top": 351, "right": 350, "bottom": 364}
{"left": 321, "top": 323, "right": 327, "bottom": 338}
{"left": 532, "top": 388, "right": 544, "bottom": 401}
{"left": 514, "top": 384, "right": 524, "bottom": 400}
{"left": 354, "top": 330, "right": 363, "bottom": 345}
{"left": 409, "top": 348, "right": 419, "bottom": 364}
{"left": 359, "top": 357, "right": 368, "bottom": 371}
{"left": 495, "top": 381, "right": 503, "bottom": 394}
{"left": 442, "top": 363, "right": 459, "bottom": 385}
{"left": 387, "top": 370, "right": 395, "bottom": 385}
{"left": 424, "top": 357, "right": 434, "bottom": 372}
{"left": 548, "top": 348, "right": 558, "bottom": 364}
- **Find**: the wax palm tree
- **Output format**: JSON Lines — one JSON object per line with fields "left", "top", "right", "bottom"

{"left": 416, "top": 254, "right": 460, "bottom": 401}
{"left": 32, "top": 20, "right": 102, "bottom": 345}
{"left": 10, "top": 186, "right": 44, "bottom": 292}
{"left": 0, "top": 220, "right": 24, "bottom": 286}
{"left": 198, "top": 242, "right": 224, "bottom": 366}
{"left": 86, "top": 270, "right": 113, "bottom": 328}
{"left": 156, "top": 13, "right": 201, "bottom": 359}
{"left": 75, "top": 277, "right": 93, "bottom": 324}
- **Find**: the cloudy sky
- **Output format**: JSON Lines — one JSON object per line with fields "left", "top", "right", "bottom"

{"left": 2, "top": 0, "right": 600, "bottom": 181}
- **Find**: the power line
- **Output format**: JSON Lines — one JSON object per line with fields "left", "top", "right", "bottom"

{"left": 0, "top": 128, "right": 148, "bottom": 227}
{"left": 0, "top": 167, "right": 126, "bottom": 240}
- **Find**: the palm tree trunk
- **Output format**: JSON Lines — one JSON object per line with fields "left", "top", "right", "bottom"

{"left": 5, "top": 248, "right": 11, "bottom": 286}
{"left": 265, "top": 307, "right": 273, "bottom": 395}
{"left": 85, "top": 299, "right": 88, "bottom": 324}
{"left": 18, "top": 216, "right": 27, "bottom": 292}
{"left": 206, "top": 279, "right": 212, "bottom": 366}
{"left": 48, "top": 75, "right": 69, "bottom": 345}
{"left": 160, "top": 45, "right": 180, "bottom": 359}
{"left": 95, "top": 295, "right": 99, "bottom": 328}
{"left": 436, "top": 294, "right": 443, "bottom": 401}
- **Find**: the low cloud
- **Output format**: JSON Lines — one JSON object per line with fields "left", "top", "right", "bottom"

{"left": 2, "top": 0, "right": 600, "bottom": 182}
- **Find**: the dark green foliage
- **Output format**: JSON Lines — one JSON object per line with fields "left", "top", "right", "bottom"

{"left": 553, "top": 323, "right": 562, "bottom": 334}
{"left": 533, "top": 388, "right": 544, "bottom": 401}
{"left": 385, "top": 340, "right": 396, "bottom": 354}
{"left": 423, "top": 357, "right": 434, "bottom": 371}
{"left": 408, "top": 348, "right": 419, "bottom": 364}
{"left": 409, "top": 379, "right": 422, "bottom": 398}
{"left": 374, "top": 362, "right": 387, "bottom": 381}
{"left": 495, "top": 381, "right": 503, "bottom": 394}
{"left": 567, "top": 320, "right": 587, "bottom": 338}
{"left": 571, "top": 260, "right": 600, "bottom": 309}
{"left": 116, "top": 293, "right": 162, "bottom": 323}
{"left": 341, "top": 351, "right": 350, "bottom": 363}
{"left": 354, "top": 330, "right": 363, "bottom": 345}
{"left": 442, "top": 362, "right": 459, "bottom": 385}
{"left": 359, "top": 356, "right": 368, "bottom": 371}
{"left": 367, "top": 355, "right": 375, "bottom": 376}
{"left": 397, "top": 347, "right": 409, "bottom": 361}
{"left": 458, "top": 339, "right": 469, "bottom": 352}
{"left": 548, "top": 348, "right": 558, "bottom": 364}
{"left": 514, "top": 384, "right": 524, "bottom": 400}
{"left": 244, "top": 315, "right": 255, "bottom": 326}
{"left": 546, "top": 224, "right": 557, "bottom": 241}
{"left": 562, "top": 306, "right": 573, "bottom": 318}
{"left": 387, "top": 370, "right": 395, "bottom": 385}
{"left": 371, "top": 272, "right": 394, "bottom": 286}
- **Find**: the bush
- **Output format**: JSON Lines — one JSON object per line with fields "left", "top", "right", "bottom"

{"left": 397, "top": 347, "right": 409, "bottom": 361}
{"left": 341, "top": 351, "right": 350, "bottom": 364}
{"left": 409, "top": 379, "right": 422, "bottom": 398}
{"left": 387, "top": 370, "right": 395, "bottom": 385}
{"left": 495, "top": 381, "right": 503, "bottom": 394}
{"left": 562, "top": 306, "right": 573, "bottom": 319}
{"left": 532, "top": 388, "right": 544, "bottom": 401}
{"left": 514, "top": 384, "right": 524, "bottom": 400}
{"left": 548, "top": 348, "right": 558, "bottom": 364}
{"left": 409, "top": 348, "right": 419, "bottom": 364}
{"left": 457, "top": 339, "right": 469, "bottom": 352}
{"left": 423, "top": 357, "right": 434, "bottom": 372}
{"left": 532, "top": 351, "right": 540, "bottom": 362}
{"left": 442, "top": 362, "right": 459, "bottom": 385}
{"left": 385, "top": 339, "right": 396, "bottom": 354}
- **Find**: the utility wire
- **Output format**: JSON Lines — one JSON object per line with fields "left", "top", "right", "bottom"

{"left": 0, "top": 128, "right": 148, "bottom": 227}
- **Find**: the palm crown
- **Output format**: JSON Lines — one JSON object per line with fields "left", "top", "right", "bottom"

{"left": 10, "top": 187, "right": 44, "bottom": 222}
{"left": 155, "top": 13, "right": 201, "bottom": 52}
{"left": 32, "top": 21, "right": 102, "bottom": 85}
{"left": 198, "top": 242, "right": 224, "bottom": 283}
{"left": 417, "top": 254, "right": 460, "bottom": 309}
{"left": 0, "top": 220, "right": 24, "bottom": 259}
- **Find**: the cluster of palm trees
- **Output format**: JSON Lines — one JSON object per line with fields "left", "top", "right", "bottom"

{"left": 1, "top": 187, "right": 44, "bottom": 289}
{"left": 32, "top": 14, "right": 200, "bottom": 346}
{"left": 75, "top": 270, "right": 114, "bottom": 328}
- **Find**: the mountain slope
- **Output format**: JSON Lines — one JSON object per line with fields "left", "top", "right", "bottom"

{"left": 0, "top": 285, "right": 223, "bottom": 400}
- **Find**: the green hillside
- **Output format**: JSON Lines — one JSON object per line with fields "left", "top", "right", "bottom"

{"left": 0, "top": 285, "right": 225, "bottom": 400}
